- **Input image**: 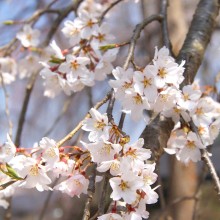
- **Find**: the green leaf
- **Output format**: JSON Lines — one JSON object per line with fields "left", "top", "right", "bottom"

{"left": 5, "top": 164, "right": 23, "bottom": 180}
{"left": 99, "top": 44, "right": 117, "bottom": 51}
{"left": 3, "top": 20, "right": 14, "bottom": 25}
{"left": 49, "top": 56, "right": 65, "bottom": 64}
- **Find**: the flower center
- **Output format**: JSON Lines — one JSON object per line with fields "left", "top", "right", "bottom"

{"left": 29, "top": 165, "right": 39, "bottom": 176}
{"left": 94, "top": 120, "right": 106, "bottom": 130}
{"left": 71, "top": 60, "right": 79, "bottom": 70}
{"left": 133, "top": 93, "right": 143, "bottom": 104}
{"left": 45, "top": 147, "right": 56, "bottom": 158}
{"left": 119, "top": 180, "right": 129, "bottom": 191}
{"left": 186, "top": 140, "right": 196, "bottom": 149}
{"left": 158, "top": 68, "right": 167, "bottom": 78}
{"left": 195, "top": 107, "right": 204, "bottom": 116}
{"left": 142, "top": 76, "right": 152, "bottom": 88}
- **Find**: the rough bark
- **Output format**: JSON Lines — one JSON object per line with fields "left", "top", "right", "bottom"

{"left": 141, "top": 0, "right": 220, "bottom": 219}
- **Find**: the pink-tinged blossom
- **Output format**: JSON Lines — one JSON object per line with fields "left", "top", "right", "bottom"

{"left": 123, "top": 138, "right": 151, "bottom": 163}
{"left": 58, "top": 54, "right": 95, "bottom": 91}
{"left": 62, "top": 20, "right": 81, "bottom": 46}
{"left": 91, "top": 23, "right": 115, "bottom": 49}
{"left": 94, "top": 48, "right": 119, "bottom": 81}
{"left": 162, "top": 105, "right": 190, "bottom": 124}
{"left": 209, "top": 118, "right": 220, "bottom": 142}
{"left": 190, "top": 97, "right": 214, "bottom": 126}
{"left": 16, "top": 25, "right": 40, "bottom": 47}
{"left": 97, "top": 159, "right": 121, "bottom": 176}
{"left": 54, "top": 173, "right": 89, "bottom": 197}
{"left": 178, "top": 84, "right": 202, "bottom": 110}
{"left": 52, "top": 159, "right": 75, "bottom": 178}
{"left": 153, "top": 87, "right": 180, "bottom": 113}
{"left": 110, "top": 170, "right": 143, "bottom": 204}
{"left": 165, "top": 129, "right": 187, "bottom": 155}
{"left": 12, "top": 157, "right": 52, "bottom": 191}
{"left": 153, "top": 47, "right": 185, "bottom": 88}
{"left": 109, "top": 67, "right": 134, "bottom": 101}
{"left": 141, "top": 163, "right": 157, "bottom": 187}
{"left": 166, "top": 130, "right": 205, "bottom": 163}
{"left": 50, "top": 40, "right": 65, "bottom": 60}
{"left": 81, "top": 139, "right": 121, "bottom": 163}
{"left": 39, "top": 137, "right": 60, "bottom": 169}
{"left": 122, "top": 91, "right": 150, "bottom": 121}
{"left": 142, "top": 186, "right": 159, "bottom": 204}
{"left": 58, "top": 54, "right": 90, "bottom": 76}
{"left": 18, "top": 55, "right": 41, "bottom": 79}
{"left": 0, "top": 134, "right": 16, "bottom": 163}
{"left": 133, "top": 65, "right": 158, "bottom": 103}
{"left": 82, "top": 108, "right": 109, "bottom": 142}
{"left": 40, "top": 65, "right": 72, "bottom": 98}
{"left": 74, "top": 10, "right": 98, "bottom": 39}
{"left": 97, "top": 213, "right": 123, "bottom": 220}
{"left": 0, "top": 57, "right": 17, "bottom": 85}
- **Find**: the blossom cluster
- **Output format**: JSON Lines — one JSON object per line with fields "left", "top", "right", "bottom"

{"left": 81, "top": 108, "right": 158, "bottom": 219}
{"left": 0, "top": 108, "right": 158, "bottom": 220}
{"left": 0, "top": 0, "right": 118, "bottom": 97}
{"left": 109, "top": 46, "right": 220, "bottom": 164}
{"left": 39, "top": 0, "right": 119, "bottom": 98}
{"left": 0, "top": 134, "right": 89, "bottom": 209}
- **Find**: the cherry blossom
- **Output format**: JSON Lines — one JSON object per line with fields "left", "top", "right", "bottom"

{"left": 54, "top": 173, "right": 89, "bottom": 197}
{"left": 16, "top": 25, "right": 40, "bottom": 47}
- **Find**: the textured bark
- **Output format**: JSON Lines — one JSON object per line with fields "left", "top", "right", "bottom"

{"left": 141, "top": 0, "right": 220, "bottom": 219}
{"left": 177, "top": 0, "right": 220, "bottom": 86}
{"left": 168, "top": 1, "right": 198, "bottom": 220}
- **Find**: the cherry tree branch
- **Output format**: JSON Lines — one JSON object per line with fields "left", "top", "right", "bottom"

{"left": 177, "top": 0, "right": 220, "bottom": 86}
{"left": 201, "top": 149, "right": 220, "bottom": 196}
{"left": 99, "top": 0, "right": 124, "bottom": 24}
{"left": 15, "top": 72, "right": 38, "bottom": 146}
{"left": 140, "top": 0, "right": 220, "bottom": 202}
{"left": 57, "top": 92, "right": 111, "bottom": 147}
{"left": 82, "top": 163, "right": 97, "bottom": 220}
{"left": 160, "top": 0, "right": 173, "bottom": 54}
{"left": 123, "top": 14, "right": 163, "bottom": 70}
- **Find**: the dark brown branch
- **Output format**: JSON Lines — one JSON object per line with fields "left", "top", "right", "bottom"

{"left": 177, "top": 0, "right": 220, "bottom": 86}
{"left": 160, "top": 0, "right": 173, "bottom": 54}
{"left": 99, "top": 0, "right": 124, "bottom": 24}
{"left": 123, "top": 14, "right": 163, "bottom": 70}
{"left": 15, "top": 72, "right": 38, "bottom": 146}
{"left": 97, "top": 173, "right": 110, "bottom": 215}
{"left": 43, "top": 0, "right": 83, "bottom": 46}
{"left": 82, "top": 164, "right": 97, "bottom": 220}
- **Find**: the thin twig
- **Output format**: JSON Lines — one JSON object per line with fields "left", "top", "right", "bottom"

{"left": 201, "top": 149, "right": 220, "bottom": 197}
{"left": 15, "top": 72, "right": 38, "bottom": 147}
{"left": 82, "top": 163, "right": 97, "bottom": 220}
{"left": 99, "top": 0, "right": 124, "bottom": 24}
{"left": 56, "top": 92, "right": 111, "bottom": 147}
{"left": 106, "top": 89, "right": 115, "bottom": 122}
{"left": 97, "top": 173, "right": 110, "bottom": 215}
{"left": 43, "top": 0, "right": 83, "bottom": 46}
{"left": 160, "top": 0, "right": 173, "bottom": 54}
{"left": 43, "top": 94, "right": 75, "bottom": 136}
{"left": 123, "top": 14, "right": 163, "bottom": 70}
